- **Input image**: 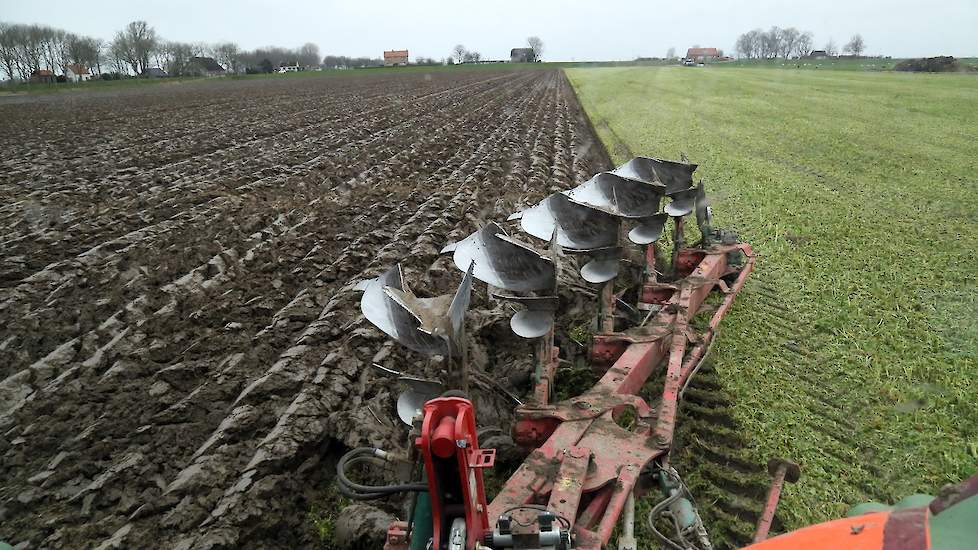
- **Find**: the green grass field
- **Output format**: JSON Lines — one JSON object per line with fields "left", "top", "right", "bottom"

{"left": 567, "top": 66, "right": 978, "bottom": 532}
{"left": 721, "top": 57, "right": 978, "bottom": 71}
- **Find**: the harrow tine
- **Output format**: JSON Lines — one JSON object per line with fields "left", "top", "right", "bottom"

{"left": 371, "top": 362, "right": 405, "bottom": 377}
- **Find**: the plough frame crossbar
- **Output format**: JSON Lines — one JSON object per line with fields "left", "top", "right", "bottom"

{"left": 490, "top": 242, "right": 755, "bottom": 548}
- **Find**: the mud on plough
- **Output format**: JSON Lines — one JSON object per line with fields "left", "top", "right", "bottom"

{"left": 341, "top": 157, "right": 762, "bottom": 549}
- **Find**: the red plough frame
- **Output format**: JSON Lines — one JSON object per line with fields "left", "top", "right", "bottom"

{"left": 489, "top": 242, "right": 755, "bottom": 548}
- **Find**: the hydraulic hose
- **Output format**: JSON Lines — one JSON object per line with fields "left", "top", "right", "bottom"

{"left": 336, "top": 447, "right": 428, "bottom": 500}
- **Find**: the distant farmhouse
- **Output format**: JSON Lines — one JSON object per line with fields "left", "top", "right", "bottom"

{"left": 685, "top": 47, "right": 721, "bottom": 63}
{"left": 143, "top": 67, "right": 169, "bottom": 78}
{"left": 30, "top": 69, "right": 55, "bottom": 84}
{"left": 190, "top": 57, "right": 226, "bottom": 76}
{"left": 510, "top": 48, "right": 535, "bottom": 63}
{"left": 65, "top": 64, "right": 91, "bottom": 82}
{"left": 384, "top": 50, "right": 409, "bottom": 66}
{"left": 808, "top": 50, "right": 829, "bottom": 60}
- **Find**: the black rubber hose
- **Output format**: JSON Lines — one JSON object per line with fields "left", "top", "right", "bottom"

{"left": 336, "top": 447, "right": 428, "bottom": 500}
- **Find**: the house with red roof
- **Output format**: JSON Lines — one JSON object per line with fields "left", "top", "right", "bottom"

{"left": 384, "top": 50, "right": 409, "bottom": 67}
{"left": 30, "top": 69, "right": 56, "bottom": 84}
{"left": 685, "top": 47, "right": 721, "bottom": 63}
{"left": 66, "top": 64, "right": 92, "bottom": 82}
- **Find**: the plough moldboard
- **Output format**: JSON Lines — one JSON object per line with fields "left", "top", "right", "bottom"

{"left": 339, "top": 157, "right": 766, "bottom": 550}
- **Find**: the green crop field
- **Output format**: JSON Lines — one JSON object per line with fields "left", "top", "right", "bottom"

{"left": 567, "top": 66, "right": 978, "bottom": 536}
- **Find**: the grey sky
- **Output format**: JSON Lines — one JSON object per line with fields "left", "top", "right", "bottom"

{"left": 2, "top": 0, "right": 976, "bottom": 60}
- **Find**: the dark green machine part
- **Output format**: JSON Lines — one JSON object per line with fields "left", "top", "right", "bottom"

{"left": 410, "top": 491, "right": 433, "bottom": 550}
{"left": 930, "top": 488, "right": 978, "bottom": 550}
{"left": 847, "top": 476, "right": 978, "bottom": 550}
{"left": 656, "top": 469, "right": 698, "bottom": 529}
{"left": 847, "top": 493, "right": 935, "bottom": 516}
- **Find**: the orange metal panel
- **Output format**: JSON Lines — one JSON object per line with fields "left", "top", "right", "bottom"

{"left": 744, "top": 512, "right": 890, "bottom": 550}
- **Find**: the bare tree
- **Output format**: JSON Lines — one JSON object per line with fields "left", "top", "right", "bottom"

{"left": 463, "top": 50, "right": 481, "bottom": 63}
{"left": 114, "top": 20, "right": 158, "bottom": 75}
{"left": 844, "top": 34, "right": 865, "bottom": 57}
{"left": 736, "top": 26, "right": 814, "bottom": 60}
{"left": 452, "top": 44, "right": 466, "bottom": 64}
{"left": 780, "top": 27, "right": 801, "bottom": 59}
{"left": 109, "top": 37, "right": 128, "bottom": 74}
{"left": 824, "top": 39, "right": 838, "bottom": 57}
{"left": 68, "top": 35, "right": 102, "bottom": 71}
{"left": 526, "top": 36, "right": 544, "bottom": 61}
{"left": 735, "top": 28, "right": 764, "bottom": 59}
{"left": 0, "top": 23, "right": 17, "bottom": 80}
{"left": 214, "top": 42, "right": 241, "bottom": 72}
{"left": 734, "top": 34, "right": 749, "bottom": 59}
{"left": 160, "top": 41, "right": 196, "bottom": 76}
{"left": 297, "top": 42, "right": 320, "bottom": 67}
{"left": 19, "top": 25, "right": 48, "bottom": 78}
{"left": 794, "top": 32, "right": 814, "bottom": 58}
{"left": 666, "top": 47, "right": 676, "bottom": 59}
{"left": 92, "top": 38, "right": 104, "bottom": 74}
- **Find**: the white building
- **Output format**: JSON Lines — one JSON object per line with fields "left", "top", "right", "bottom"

{"left": 65, "top": 64, "right": 92, "bottom": 82}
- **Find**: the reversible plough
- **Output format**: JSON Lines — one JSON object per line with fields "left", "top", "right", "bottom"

{"left": 335, "top": 155, "right": 978, "bottom": 549}
{"left": 338, "top": 156, "right": 768, "bottom": 549}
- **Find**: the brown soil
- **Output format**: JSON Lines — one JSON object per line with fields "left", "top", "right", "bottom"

{"left": 0, "top": 70, "right": 610, "bottom": 549}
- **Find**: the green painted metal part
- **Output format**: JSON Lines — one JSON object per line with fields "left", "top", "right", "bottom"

{"left": 931, "top": 491, "right": 978, "bottom": 550}
{"left": 410, "top": 491, "right": 433, "bottom": 550}
{"left": 846, "top": 489, "right": 978, "bottom": 550}
{"left": 657, "top": 470, "right": 698, "bottom": 529}
{"left": 847, "top": 493, "right": 934, "bottom": 517}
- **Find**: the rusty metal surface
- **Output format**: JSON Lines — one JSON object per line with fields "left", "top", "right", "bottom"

{"left": 546, "top": 447, "right": 592, "bottom": 529}
{"left": 491, "top": 243, "right": 755, "bottom": 548}
{"left": 754, "top": 458, "right": 800, "bottom": 542}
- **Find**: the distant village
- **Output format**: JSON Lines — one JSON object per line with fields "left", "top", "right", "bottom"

{"left": 1, "top": 18, "right": 877, "bottom": 86}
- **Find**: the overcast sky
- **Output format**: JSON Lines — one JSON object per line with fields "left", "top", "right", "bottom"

{"left": 2, "top": 0, "right": 976, "bottom": 60}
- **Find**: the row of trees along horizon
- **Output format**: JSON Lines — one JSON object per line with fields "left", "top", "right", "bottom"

{"left": 0, "top": 19, "right": 547, "bottom": 82}
{"left": 1, "top": 18, "right": 871, "bottom": 83}
{"left": 0, "top": 20, "right": 376, "bottom": 82}
{"left": 733, "top": 26, "right": 866, "bottom": 59}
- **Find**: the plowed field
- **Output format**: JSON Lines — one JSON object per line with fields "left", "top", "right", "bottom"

{"left": 0, "top": 70, "right": 610, "bottom": 549}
